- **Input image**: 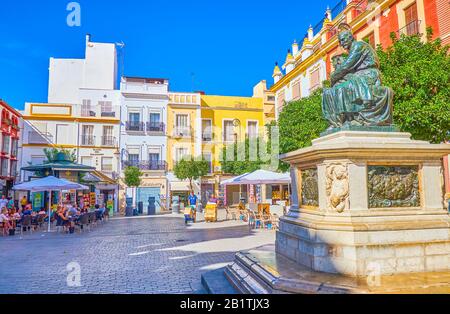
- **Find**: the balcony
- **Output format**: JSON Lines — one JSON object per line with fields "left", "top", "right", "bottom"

{"left": 101, "top": 136, "right": 116, "bottom": 147}
{"left": 81, "top": 110, "right": 96, "bottom": 117}
{"left": 173, "top": 127, "right": 191, "bottom": 138}
{"left": 146, "top": 122, "right": 165, "bottom": 133}
{"left": 398, "top": 20, "right": 421, "bottom": 37}
{"left": 28, "top": 131, "right": 53, "bottom": 144}
{"left": 122, "top": 160, "right": 168, "bottom": 171}
{"left": 1, "top": 118, "right": 11, "bottom": 131}
{"left": 202, "top": 133, "right": 213, "bottom": 142}
{"left": 126, "top": 121, "right": 145, "bottom": 132}
{"left": 80, "top": 135, "right": 96, "bottom": 146}
{"left": 101, "top": 111, "right": 116, "bottom": 118}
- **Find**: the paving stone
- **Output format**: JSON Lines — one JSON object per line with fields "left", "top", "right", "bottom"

{"left": 0, "top": 214, "right": 274, "bottom": 294}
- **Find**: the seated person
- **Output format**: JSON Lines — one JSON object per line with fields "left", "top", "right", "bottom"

{"left": 22, "top": 207, "right": 33, "bottom": 216}
{"left": 207, "top": 194, "right": 218, "bottom": 205}
{"left": 0, "top": 207, "right": 12, "bottom": 231}
{"left": 66, "top": 205, "right": 80, "bottom": 218}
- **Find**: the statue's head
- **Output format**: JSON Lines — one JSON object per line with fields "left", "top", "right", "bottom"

{"left": 337, "top": 23, "right": 354, "bottom": 50}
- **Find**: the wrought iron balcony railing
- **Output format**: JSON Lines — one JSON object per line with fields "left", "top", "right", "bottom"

{"left": 126, "top": 121, "right": 145, "bottom": 132}
{"left": 101, "top": 136, "right": 116, "bottom": 147}
{"left": 173, "top": 127, "right": 191, "bottom": 137}
{"left": 80, "top": 135, "right": 96, "bottom": 146}
{"left": 398, "top": 20, "right": 421, "bottom": 37}
{"left": 146, "top": 122, "right": 165, "bottom": 133}
{"left": 202, "top": 133, "right": 213, "bottom": 142}
{"left": 101, "top": 112, "right": 116, "bottom": 118}
{"left": 122, "top": 160, "right": 168, "bottom": 171}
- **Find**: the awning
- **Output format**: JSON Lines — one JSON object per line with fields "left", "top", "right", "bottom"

{"left": 170, "top": 181, "right": 190, "bottom": 192}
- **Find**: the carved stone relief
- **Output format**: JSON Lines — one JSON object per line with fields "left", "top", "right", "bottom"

{"left": 325, "top": 163, "right": 349, "bottom": 213}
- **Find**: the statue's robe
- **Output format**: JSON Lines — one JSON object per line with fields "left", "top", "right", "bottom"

{"left": 322, "top": 41, "right": 393, "bottom": 127}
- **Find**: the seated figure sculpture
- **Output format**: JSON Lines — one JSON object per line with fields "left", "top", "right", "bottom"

{"left": 322, "top": 23, "right": 394, "bottom": 129}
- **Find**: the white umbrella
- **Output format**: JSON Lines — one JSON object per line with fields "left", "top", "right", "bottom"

{"left": 220, "top": 170, "right": 291, "bottom": 185}
{"left": 238, "top": 169, "right": 291, "bottom": 185}
{"left": 13, "top": 176, "right": 89, "bottom": 232}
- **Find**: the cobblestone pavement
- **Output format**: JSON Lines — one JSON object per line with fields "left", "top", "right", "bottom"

{"left": 0, "top": 211, "right": 275, "bottom": 294}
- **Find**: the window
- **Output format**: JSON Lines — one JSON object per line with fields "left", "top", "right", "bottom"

{"left": 277, "top": 91, "right": 285, "bottom": 111}
{"left": 56, "top": 124, "right": 70, "bottom": 145}
{"left": 364, "top": 32, "right": 375, "bottom": 49}
{"left": 1, "top": 158, "right": 8, "bottom": 176}
{"left": 202, "top": 119, "right": 212, "bottom": 141}
{"left": 149, "top": 153, "right": 160, "bottom": 169}
{"left": 81, "top": 100, "right": 93, "bottom": 117}
{"left": 10, "top": 139, "right": 18, "bottom": 157}
{"left": 310, "top": 68, "right": 321, "bottom": 92}
{"left": 102, "top": 126, "right": 114, "bottom": 146}
{"left": 101, "top": 157, "right": 113, "bottom": 171}
{"left": 404, "top": 2, "right": 418, "bottom": 35}
{"left": 81, "top": 125, "right": 95, "bottom": 146}
{"left": 148, "top": 113, "right": 163, "bottom": 132}
{"left": 175, "top": 148, "right": 189, "bottom": 162}
{"left": 149, "top": 113, "right": 160, "bottom": 123}
{"left": 175, "top": 114, "right": 189, "bottom": 136}
{"left": 223, "top": 120, "right": 235, "bottom": 142}
{"left": 81, "top": 156, "right": 92, "bottom": 166}
{"left": 127, "top": 113, "right": 142, "bottom": 131}
{"left": 292, "top": 80, "right": 301, "bottom": 100}
{"left": 267, "top": 95, "right": 275, "bottom": 102}
{"left": 203, "top": 152, "right": 212, "bottom": 174}
{"left": 129, "top": 112, "right": 140, "bottom": 122}
{"left": 2, "top": 135, "right": 10, "bottom": 154}
{"left": 247, "top": 121, "right": 258, "bottom": 139}
{"left": 99, "top": 101, "right": 114, "bottom": 117}
{"left": 127, "top": 154, "right": 139, "bottom": 167}
{"left": 10, "top": 160, "right": 17, "bottom": 177}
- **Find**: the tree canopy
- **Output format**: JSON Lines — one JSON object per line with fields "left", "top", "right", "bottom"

{"left": 174, "top": 158, "right": 209, "bottom": 192}
{"left": 220, "top": 138, "right": 274, "bottom": 175}
{"left": 275, "top": 29, "right": 449, "bottom": 165}
{"left": 277, "top": 90, "right": 328, "bottom": 171}
{"left": 43, "top": 148, "right": 77, "bottom": 163}
{"left": 377, "top": 29, "right": 450, "bottom": 143}
{"left": 123, "top": 166, "right": 142, "bottom": 188}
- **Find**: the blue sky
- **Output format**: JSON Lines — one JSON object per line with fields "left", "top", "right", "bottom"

{"left": 0, "top": 0, "right": 334, "bottom": 110}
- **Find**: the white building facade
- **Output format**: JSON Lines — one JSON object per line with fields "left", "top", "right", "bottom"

{"left": 20, "top": 35, "right": 121, "bottom": 213}
{"left": 119, "top": 76, "right": 170, "bottom": 215}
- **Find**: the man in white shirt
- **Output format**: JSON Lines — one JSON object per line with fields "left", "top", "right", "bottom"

{"left": 0, "top": 195, "right": 8, "bottom": 210}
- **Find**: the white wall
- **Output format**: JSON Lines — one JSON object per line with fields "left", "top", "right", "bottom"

{"left": 48, "top": 58, "right": 85, "bottom": 104}
{"left": 48, "top": 37, "right": 117, "bottom": 104}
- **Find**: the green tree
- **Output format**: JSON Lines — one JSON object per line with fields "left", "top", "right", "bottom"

{"left": 277, "top": 90, "right": 328, "bottom": 171}
{"left": 43, "top": 147, "right": 77, "bottom": 162}
{"left": 220, "top": 138, "right": 272, "bottom": 175}
{"left": 174, "top": 158, "right": 209, "bottom": 192}
{"left": 123, "top": 166, "right": 142, "bottom": 188}
{"left": 377, "top": 28, "right": 450, "bottom": 143}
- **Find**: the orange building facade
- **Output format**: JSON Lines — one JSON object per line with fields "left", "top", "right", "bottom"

{"left": 270, "top": 0, "right": 450, "bottom": 201}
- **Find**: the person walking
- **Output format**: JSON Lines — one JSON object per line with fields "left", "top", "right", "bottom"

{"left": 20, "top": 196, "right": 28, "bottom": 210}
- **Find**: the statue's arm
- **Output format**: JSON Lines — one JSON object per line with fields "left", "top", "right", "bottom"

{"left": 331, "top": 43, "right": 363, "bottom": 84}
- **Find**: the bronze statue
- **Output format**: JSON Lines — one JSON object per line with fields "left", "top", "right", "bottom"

{"left": 322, "top": 23, "right": 394, "bottom": 129}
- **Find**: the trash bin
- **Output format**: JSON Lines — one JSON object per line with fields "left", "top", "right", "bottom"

{"left": 125, "top": 197, "right": 133, "bottom": 217}
{"left": 138, "top": 201, "right": 144, "bottom": 215}
{"left": 148, "top": 197, "right": 156, "bottom": 215}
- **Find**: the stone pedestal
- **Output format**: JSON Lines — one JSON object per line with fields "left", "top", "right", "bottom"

{"left": 276, "top": 131, "right": 450, "bottom": 277}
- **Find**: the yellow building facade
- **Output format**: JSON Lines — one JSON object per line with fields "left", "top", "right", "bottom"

{"left": 200, "top": 94, "right": 265, "bottom": 205}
